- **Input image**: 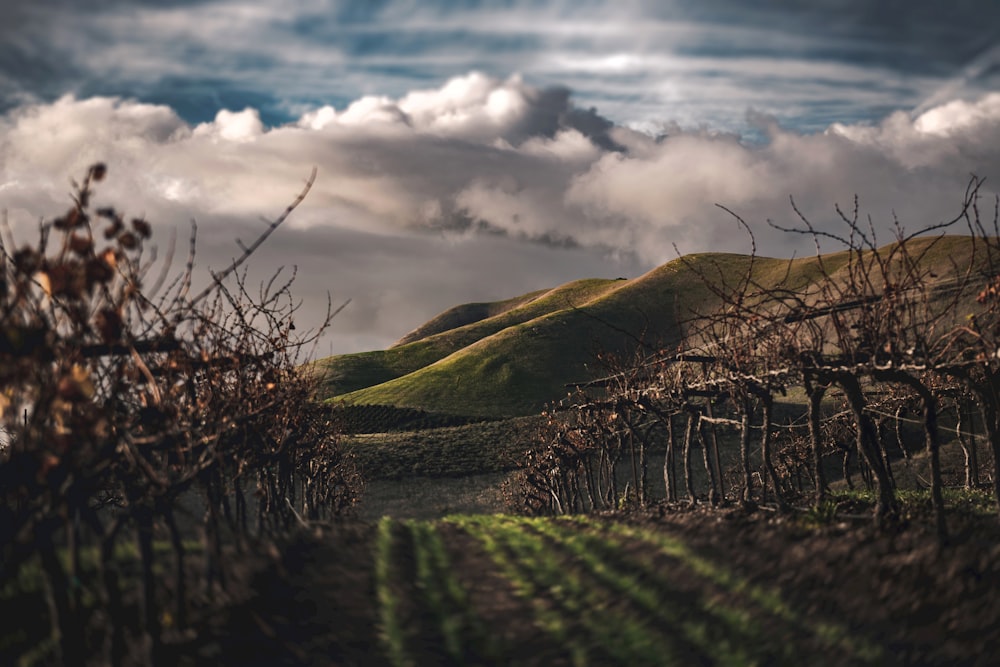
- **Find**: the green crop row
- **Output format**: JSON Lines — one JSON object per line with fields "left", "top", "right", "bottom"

{"left": 516, "top": 516, "right": 771, "bottom": 665}
{"left": 456, "top": 515, "right": 800, "bottom": 665}
{"left": 452, "top": 515, "right": 611, "bottom": 665}
{"left": 375, "top": 517, "right": 501, "bottom": 666}
{"left": 374, "top": 515, "right": 883, "bottom": 666}
{"left": 567, "top": 516, "right": 882, "bottom": 663}
{"left": 374, "top": 517, "right": 409, "bottom": 667}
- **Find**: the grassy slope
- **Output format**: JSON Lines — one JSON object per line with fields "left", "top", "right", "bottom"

{"left": 330, "top": 254, "right": 757, "bottom": 415}
{"left": 394, "top": 289, "right": 550, "bottom": 346}
{"left": 310, "top": 278, "right": 623, "bottom": 397}
{"left": 323, "top": 236, "right": 986, "bottom": 417}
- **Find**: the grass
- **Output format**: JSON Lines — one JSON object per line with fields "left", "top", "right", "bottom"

{"left": 18, "top": 505, "right": 988, "bottom": 663}
{"left": 449, "top": 515, "right": 595, "bottom": 665}
{"left": 344, "top": 415, "right": 540, "bottom": 480}
{"left": 517, "top": 516, "right": 764, "bottom": 666}
{"left": 408, "top": 521, "right": 465, "bottom": 659}
{"left": 577, "top": 516, "right": 883, "bottom": 663}
{"left": 374, "top": 517, "right": 409, "bottom": 667}
{"left": 318, "top": 237, "right": 991, "bottom": 418}
{"left": 328, "top": 265, "right": 700, "bottom": 415}
{"left": 310, "top": 278, "right": 622, "bottom": 400}
{"left": 376, "top": 517, "right": 503, "bottom": 665}
{"left": 442, "top": 513, "right": 887, "bottom": 665}
{"left": 406, "top": 520, "right": 500, "bottom": 662}
{"left": 329, "top": 279, "right": 632, "bottom": 416}
{"left": 394, "top": 289, "right": 552, "bottom": 346}
{"left": 825, "top": 486, "right": 997, "bottom": 518}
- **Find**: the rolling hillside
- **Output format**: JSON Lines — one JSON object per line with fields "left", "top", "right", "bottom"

{"left": 393, "top": 289, "right": 551, "bottom": 346}
{"left": 314, "top": 236, "right": 987, "bottom": 417}
{"left": 309, "top": 277, "right": 626, "bottom": 398}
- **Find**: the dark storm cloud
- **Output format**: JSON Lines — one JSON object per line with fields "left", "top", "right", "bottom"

{"left": 506, "top": 85, "right": 622, "bottom": 150}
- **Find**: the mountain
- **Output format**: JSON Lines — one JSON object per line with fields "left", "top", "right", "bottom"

{"left": 311, "top": 235, "right": 984, "bottom": 417}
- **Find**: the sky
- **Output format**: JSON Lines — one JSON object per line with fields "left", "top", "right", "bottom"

{"left": 1, "top": 0, "right": 999, "bottom": 356}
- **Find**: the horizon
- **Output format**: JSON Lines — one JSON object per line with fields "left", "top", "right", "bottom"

{"left": 1, "top": 0, "right": 999, "bottom": 356}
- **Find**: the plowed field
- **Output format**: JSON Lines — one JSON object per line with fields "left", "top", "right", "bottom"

{"left": 191, "top": 508, "right": 1000, "bottom": 666}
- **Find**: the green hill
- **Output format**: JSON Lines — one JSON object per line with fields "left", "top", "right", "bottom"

{"left": 309, "top": 278, "right": 624, "bottom": 398}
{"left": 314, "top": 236, "right": 986, "bottom": 417}
{"left": 393, "top": 289, "right": 550, "bottom": 346}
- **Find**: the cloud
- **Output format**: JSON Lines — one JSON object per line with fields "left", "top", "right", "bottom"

{"left": 2, "top": 73, "right": 1000, "bottom": 354}
{"left": 0, "top": 74, "right": 646, "bottom": 353}
{"left": 911, "top": 93, "right": 1000, "bottom": 137}
{"left": 3, "top": 0, "right": 998, "bottom": 137}
{"left": 297, "top": 72, "right": 621, "bottom": 150}
{"left": 194, "top": 108, "right": 265, "bottom": 142}
{"left": 561, "top": 106, "right": 1000, "bottom": 260}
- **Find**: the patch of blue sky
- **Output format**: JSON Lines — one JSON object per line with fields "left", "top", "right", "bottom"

{"left": 76, "top": 77, "right": 282, "bottom": 127}
{"left": 1, "top": 0, "right": 998, "bottom": 136}
{"left": 353, "top": 64, "right": 453, "bottom": 86}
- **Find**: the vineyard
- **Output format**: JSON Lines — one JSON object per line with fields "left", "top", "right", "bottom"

{"left": 6, "top": 165, "right": 1000, "bottom": 664}
{"left": 510, "top": 179, "right": 1000, "bottom": 548}
{"left": 0, "top": 167, "right": 362, "bottom": 665}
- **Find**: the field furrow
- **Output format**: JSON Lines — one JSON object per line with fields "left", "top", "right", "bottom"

{"left": 449, "top": 516, "right": 599, "bottom": 665}
{"left": 454, "top": 515, "right": 716, "bottom": 665}
{"left": 573, "top": 517, "right": 883, "bottom": 663}
{"left": 373, "top": 514, "right": 901, "bottom": 665}
{"left": 517, "top": 516, "right": 779, "bottom": 665}
{"left": 407, "top": 519, "right": 503, "bottom": 663}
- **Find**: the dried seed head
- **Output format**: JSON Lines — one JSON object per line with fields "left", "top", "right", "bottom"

{"left": 89, "top": 163, "right": 107, "bottom": 182}
{"left": 131, "top": 218, "right": 152, "bottom": 239}
{"left": 94, "top": 308, "right": 123, "bottom": 343}
{"left": 85, "top": 256, "right": 114, "bottom": 286}
{"left": 69, "top": 233, "right": 93, "bottom": 256}
{"left": 46, "top": 262, "right": 86, "bottom": 298}
{"left": 117, "top": 231, "right": 138, "bottom": 250}
{"left": 103, "top": 216, "right": 124, "bottom": 240}
{"left": 13, "top": 247, "right": 40, "bottom": 274}
{"left": 54, "top": 208, "right": 87, "bottom": 231}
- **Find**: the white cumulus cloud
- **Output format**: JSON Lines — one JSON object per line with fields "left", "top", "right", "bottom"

{"left": 1, "top": 73, "right": 999, "bottom": 353}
